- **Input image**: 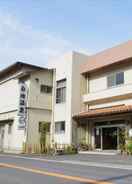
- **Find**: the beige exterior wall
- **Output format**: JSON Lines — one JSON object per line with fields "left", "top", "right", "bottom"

{"left": 0, "top": 111, "right": 25, "bottom": 153}
{"left": 26, "top": 70, "right": 53, "bottom": 146}
{"left": 0, "top": 68, "right": 53, "bottom": 153}
{"left": 28, "top": 70, "right": 53, "bottom": 110}
{"left": 71, "top": 52, "right": 88, "bottom": 114}
{"left": 27, "top": 109, "right": 51, "bottom": 145}
{"left": 0, "top": 79, "right": 19, "bottom": 113}
{"left": 49, "top": 52, "right": 88, "bottom": 145}
{"left": 89, "top": 65, "right": 132, "bottom": 93}
{"left": 82, "top": 63, "right": 132, "bottom": 109}
{"left": 0, "top": 77, "right": 25, "bottom": 153}
{"left": 71, "top": 52, "right": 88, "bottom": 144}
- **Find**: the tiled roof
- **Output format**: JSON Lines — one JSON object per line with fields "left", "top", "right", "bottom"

{"left": 73, "top": 105, "right": 132, "bottom": 119}
{"left": 81, "top": 40, "right": 132, "bottom": 74}
{"left": 0, "top": 62, "right": 53, "bottom": 80}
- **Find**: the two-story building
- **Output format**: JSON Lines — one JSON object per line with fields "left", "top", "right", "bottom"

{"left": 1, "top": 40, "right": 132, "bottom": 154}
{"left": 0, "top": 62, "right": 53, "bottom": 153}
{"left": 49, "top": 52, "right": 88, "bottom": 146}
{"left": 74, "top": 40, "right": 132, "bottom": 151}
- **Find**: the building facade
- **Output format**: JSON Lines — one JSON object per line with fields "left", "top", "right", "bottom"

{"left": 74, "top": 40, "right": 132, "bottom": 151}
{"left": 49, "top": 52, "right": 88, "bottom": 146}
{"left": 1, "top": 40, "right": 132, "bottom": 153}
{"left": 0, "top": 62, "right": 53, "bottom": 153}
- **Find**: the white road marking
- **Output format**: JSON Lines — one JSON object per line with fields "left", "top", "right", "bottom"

{"left": 0, "top": 154, "right": 132, "bottom": 171}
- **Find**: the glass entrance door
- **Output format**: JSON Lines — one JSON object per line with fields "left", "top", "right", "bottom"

{"left": 94, "top": 128, "right": 101, "bottom": 149}
{"left": 94, "top": 126, "right": 119, "bottom": 150}
{"left": 102, "top": 127, "right": 117, "bottom": 150}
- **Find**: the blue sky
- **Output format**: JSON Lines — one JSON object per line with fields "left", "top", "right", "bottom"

{"left": 0, "top": 0, "right": 132, "bottom": 69}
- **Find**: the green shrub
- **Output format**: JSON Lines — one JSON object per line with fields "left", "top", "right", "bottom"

{"left": 78, "top": 143, "right": 92, "bottom": 151}
{"left": 64, "top": 145, "right": 78, "bottom": 154}
{"left": 39, "top": 122, "right": 50, "bottom": 153}
{"left": 126, "top": 139, "right": 132, "bottom": 155}
{"left": 119, "top": 127, "right": 126, "bottom": 154}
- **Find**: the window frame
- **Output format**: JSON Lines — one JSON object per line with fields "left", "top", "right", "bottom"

{"left": 116, "top": 71, "right": 124, "bottom": 85}
{"left": 40, "top": 85, "right": 52, "bottom": 94}
{"left": 55, "top": 121, "right": 65, "bottom": 134}
{"left": 56, "top": 79, "right": 66, "bottom": 104}
{"left": 107, "top": 71, "right": 124, "bottom": 88}
{"left": 38, "top": 122, "right": 50, "bottom": 133}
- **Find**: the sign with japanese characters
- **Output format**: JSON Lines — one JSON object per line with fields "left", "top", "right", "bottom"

{"left": 129, "top": 129, "right": 132, "bottom": 137}
{"left": 18, "top": 81, "right": 28, "bottom": 129}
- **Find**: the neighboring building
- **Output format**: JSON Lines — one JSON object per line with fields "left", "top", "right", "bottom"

{"left": 49, "top": 52, "right": 88, "bottom": 145}
{"left": 74, "top": 40, "right": 132, "bottom": 151}
{"left": 0, "top": 62, "right": 53, "bottom": 153}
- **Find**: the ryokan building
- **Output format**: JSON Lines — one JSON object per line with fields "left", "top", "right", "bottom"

{"left": 74, "top": 40, "right": 132, "bottom": 151}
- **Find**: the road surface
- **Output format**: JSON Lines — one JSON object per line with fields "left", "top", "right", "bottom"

{"left": 0, "top": 154, "right": 132, "bottom": 184}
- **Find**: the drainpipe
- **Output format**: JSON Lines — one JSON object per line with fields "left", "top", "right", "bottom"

{"left": 50, "top": 69, "right": 56, "bottom": 147}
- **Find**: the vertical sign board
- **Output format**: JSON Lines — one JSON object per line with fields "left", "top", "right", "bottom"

{"left": 18, "top": 81, "right": 28, "bottom": 129}
{"left": 129, "top": 129, "right": 132, "bottom": 137}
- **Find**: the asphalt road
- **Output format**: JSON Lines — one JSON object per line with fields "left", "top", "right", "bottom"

{"left": 0, "top": 154, "right": 132, "bottom": 184}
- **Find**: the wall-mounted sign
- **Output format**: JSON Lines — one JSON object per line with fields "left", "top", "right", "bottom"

{"left": 129, "top": 129, "right": 132, "bottom": 137}
{"left": 18, "top": 81, "right": 28, "bottom": 129}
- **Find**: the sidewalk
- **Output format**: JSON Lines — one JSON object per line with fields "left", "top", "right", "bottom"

{"left": 56, "top": 154, "right": 132, "bottom": 166}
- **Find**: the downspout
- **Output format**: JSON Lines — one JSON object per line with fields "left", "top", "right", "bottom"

{"left": 50, "top": 69, "right": 56, "bottom": 147}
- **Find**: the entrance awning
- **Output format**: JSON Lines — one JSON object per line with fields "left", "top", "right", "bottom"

{"left": 73, "top": 105, "right": 132, "bottom": 120}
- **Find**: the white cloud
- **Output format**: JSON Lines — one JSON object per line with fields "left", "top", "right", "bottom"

{"left": 0, "top": 12, "right": 79, "bottom": 70}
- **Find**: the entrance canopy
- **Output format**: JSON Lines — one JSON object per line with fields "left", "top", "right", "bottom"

{"left": 73, "top": 105, "right": 132, "bottom": 120}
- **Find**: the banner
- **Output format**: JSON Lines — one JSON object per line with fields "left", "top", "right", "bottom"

{"left": 18, "top": 81, "right": 28, "bottom": 129}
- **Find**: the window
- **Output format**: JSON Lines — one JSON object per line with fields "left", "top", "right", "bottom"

{"left": 38, "top": 122, "right": 50, "bottom": 133}
{"left": 40, "top": 85, "right": 52, "bottom": 93}
{"left": 39, "top": 122, "right": 42, "bottom": 133}
{"left": 55, "top": 121, "right": 65, "bottom": 134}
{"left": 8, "top": 124, "right": 12, "bottom": 134}
{"left": 107, "top": 72, "right": 124, "bottom": 88}
{"left": 107, "top": 74, "right": 115, "bottom": 88}
{"left": 56, "top": 79, "right": 66, "bottom": 103}
{"left": 116, "top": 72, "right": 124, "bottom": 85}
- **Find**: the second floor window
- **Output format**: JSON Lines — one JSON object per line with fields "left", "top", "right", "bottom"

{"left": 56, "top": 79, "right": 66, "bottom": 103}
{"left": 107, "top": 71, "right": 124, "bottom": 88}
{"left": 40, "top": 85, "right": 52, "bottom": 94}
